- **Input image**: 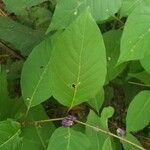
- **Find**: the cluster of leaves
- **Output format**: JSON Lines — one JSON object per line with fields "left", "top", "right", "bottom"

{"left": 0, "top": 0, "right": 150, "bottom": 149}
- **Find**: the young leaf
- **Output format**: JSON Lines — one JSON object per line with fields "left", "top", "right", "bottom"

{"left": 0, "top": 120, "right": 21, "bottom": 149}
{"left": 0, "top": 17, "right": 43, "bottom": 56}
{"left": 118, "top": 1, "right": 150, "bottom": 64}
{"left": 126, "top": 90, "right": 150, "bottom": 132}
{"left": 47, "top": 127, "right": 91, "bottom": 150}
{"left": 102, "top": 138, "right": 113, "bottom": 150}
{"left": 21, "top": 36, "right": 53, "bottom": 109}
{"left": 122, "top": 133, "right": 142, "bottom": 150}
{"left": 51, "top": 10, "right": 107, "bottom": 108}
{"left": 47, "top": 0, "right": 122, "bottom": 32}
{"left": 120, "top": 0, "right": 144, "bottom": 16}
{"left": 88, "top": 88, "right": 104, "bottom": 113}
{"left": 20, "top": 105, "right": 56, "bottom": 150}
{"left": 140, "top": 55, "right": 150, "bottom": 74}
{"left": 103, "top": 30, "right": 126, "bottom": 83}
{"left": 100, "top": 106, "right": 114, "bottom": 129}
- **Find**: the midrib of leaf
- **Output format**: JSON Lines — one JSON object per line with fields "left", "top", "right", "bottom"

{"left": 69, "top": 14, "right": 87, "bottom": 109}
{"left": 66, "top": 128, "right": 71, "bottom": 150}
{"left": 35, "top": 125, "right": 46, "bottom": 149}
{"left": 0, "top": 128, "right": 20, "bottom": 148}
{"left": 27, "top": 57, "right": 52, "bottom": 111}
{"left": 129, "top": 97, "right": 150, "bottom": 131}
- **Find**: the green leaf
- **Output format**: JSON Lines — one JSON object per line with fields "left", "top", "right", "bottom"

{"left": 51, "top": 10, "right": 106, "bottom": 108}
{"left": 120, "top": 0, "right": 144, "bottom": 16}
{"left": 0, "top": 17, "right": 43, "bottom": 56}
{"left": 140, "top": 55, "right": 150, "bottom": 74}
{"left": 0, "top": 120, "right": 21, "bottom": 150}
{"left": 47, "top": 0, "right": 122, "bottom": 32}
{"left": 21, "top": 105, "right": 56, "bottom": 150}
{"left": 85, "top": 110, "right": 107, "bottom": 150}
{"left": 122, "top": 133, "right": 142, "bottom": 150}
{"left": 126, "top": 90, "right": 150, "bottom": 132}
{"left": 3, "top": 0, "right": 47, "bottom": 14}
{"left": 102, "top": 138, "right": 113, "bottom": 150}
{"left": 47, "top": 127, "right": 90, "bottom": 150}
{"left": 128, "top": 71, "right": 150, "bottom": 85}
{"left": 118, "top": 1, "right": 150, "bottom": 64}
{"left": 0, "top": 67, "right": 13, "bottom": 120}
{"left": 103, "top": 30, "right": 126, "bottom": 83}
{"left": 21, "top": 36, "right": 53, "bottom": 109}
{"left": 88, "top": 88, "right": 104, "bottom": 113}
{"left": 100, "top": 106, "right": 114, "bottom": 129}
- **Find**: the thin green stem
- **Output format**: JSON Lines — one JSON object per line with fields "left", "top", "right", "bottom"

{"left": 33, "top": 117, "right": 65, "bottom": 124}
{"left": 128, "top": 81, "right": 150, "bottom": 88}
{"left": 76, "top": 120, "right": 146, "bottom": 150}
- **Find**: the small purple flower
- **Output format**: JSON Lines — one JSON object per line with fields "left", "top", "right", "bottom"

{"left": 117, "top": 128, "right": 125, "bottom": 137}
{"left": 62, "top": 115, "right": 77, "bottom": 127}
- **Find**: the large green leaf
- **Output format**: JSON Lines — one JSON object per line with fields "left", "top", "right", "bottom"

{"left": 51, "top": 10, "right": 106, "bottom": 108}
{"left": 47, "top": 127, "right": 90, "bottom": 150}
{"left": 20, "top": 105, "right": 56, "bottom": 150}
{"left": 3, "top": 0, "right": 47, "bottom": 14}
{"left": 103, "top": 30, "right": 126, "bottom": 83}
{"left": 120, "top": 0, "right": 144, "bottom": 16}
{"left": 21, "top": 36, "right": 53, "bottom": 109}
{"left": 0, "top": 120, "right": 21, "bottom": 150}
{"left": 118, "top": 1, "right": 150, "bottom": 64}
{"left": 140, "top": 55, "right": 150, "bottom": 74}
{"left": 0, "top": 17, "right": 43, "bottom": 56}
{"left": 102, "top": 138, "right": 113, "bottom": 150}
{"left": 126, "top": 90, "right": 150, "bottom": 132}
{"left": 88, "top": 88, "right": 104, "bottom": 113}
{"left": 0, "top": 67, "right": 13, "bottom": 120}
{"left": 122, "top": 133, "right": 142, "bottom": 150}
{"left": 47, "top": 0, "right": 122, "bottom": 32}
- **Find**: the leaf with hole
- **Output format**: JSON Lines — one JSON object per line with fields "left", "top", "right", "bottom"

{"left": 51, "top": 10, "right": 106, "bottom": 108}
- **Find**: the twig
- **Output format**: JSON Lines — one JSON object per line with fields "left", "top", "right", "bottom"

{"left": 0, "top": 8, "right": 7, "bottom": 16}
{"left": 32, "top": 117, "right": 65, "bottom": 124}
{"left": 128, "top": 81, "right": 150, "bottom": 88}
{"left": 76, "top": 120, "right": 146, "bottom": 150}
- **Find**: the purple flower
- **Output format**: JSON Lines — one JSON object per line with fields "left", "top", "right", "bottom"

{"left": 62, "top": 115, "right": 77, "bottom": 127}
{"left": 116, "top": 128, "right": 125, "bottom": 137}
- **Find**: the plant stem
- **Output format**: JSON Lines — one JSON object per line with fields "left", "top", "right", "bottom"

{"left": 128, "top": 81, "right": 150, "bottom": 88}
{"left": 33, "top": 117, "right": 65, "bottom": 124}
{"left": 76, "top": 120, "right": 146, "bottom": 150}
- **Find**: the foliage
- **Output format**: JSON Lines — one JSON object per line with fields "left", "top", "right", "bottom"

{"left": 0, "top": 0, "right": 150, "bottom": 149}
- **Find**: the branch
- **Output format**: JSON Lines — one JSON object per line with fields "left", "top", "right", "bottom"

{"left": 76, "top": 120, "right": 146, "bottom": 150}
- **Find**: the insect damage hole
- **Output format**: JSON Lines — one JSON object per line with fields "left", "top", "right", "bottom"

{"left": 71, "top": 83, "right": 76, "bottom": 89}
